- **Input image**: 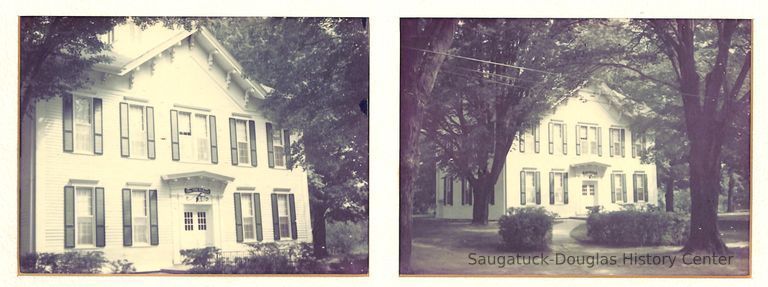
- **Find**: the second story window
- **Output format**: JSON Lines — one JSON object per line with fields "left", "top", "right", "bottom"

{"left": 266, "top": 122, "right": 291, "bottom": 169}
{"left": 74, "top": 97, "right": 94, "bottom": 153}
{"left": 548, "top": 122, "right": 567, "bottom": 155}
{"left": 632, "top": 131, "right": 646, "bottom": 158}
{"left": 64, "top": 94, "right": 103, "bottom": 154}
{"left": 576, "top": 125, "right": 601, "bottom": 156}
{"left": 170, "top": 110, "right": 213, "bottom": 163}
{"left": 120, "top": 103, "right": 155, "bottom": 159}
{"left": 236, "top": 119, "right": 250, "bottom": 164}
{"left": 229, "top": 118, "right": 257, "bottom": 167}
{"left": 609, "top": 127, "right": 626, "bottom": 157}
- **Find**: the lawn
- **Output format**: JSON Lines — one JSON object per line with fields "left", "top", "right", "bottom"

{"left": 409, "top": 216, "right": 749, "bottom": 276}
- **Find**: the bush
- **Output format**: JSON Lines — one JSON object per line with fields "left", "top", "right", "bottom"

{"left": 498, "top": 207, "right": 556, "bottom": 251}
{"left": 180, "top": 247, "right": 227, "bottom": 273}
{"left": 20, "top": 251, "right": 108, "bottom": 273}
{"left": 326, "top": 220, "right": 368, "bottom": 255}
{"left": 180, "top": 242, "right": 321, "bottom": 274}
{"left": 587, "top": 210, "right": 689, "bottom": 246}
{"left": 108, "top": 259, "right": 137, "bottom": 274}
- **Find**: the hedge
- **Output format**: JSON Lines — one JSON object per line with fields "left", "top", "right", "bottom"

{"left": 587, "top": 210, "right": 689, "bottom": 246}
{"left": 498, "top": 207, "right": 556, "bottom": 251}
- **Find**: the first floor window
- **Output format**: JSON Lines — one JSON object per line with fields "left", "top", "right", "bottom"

{"left": 131, "top": 190, "right": 149, "bottom": 244}
{"left": 241, "top": 194, "right": 256, "bottom": 240}
{"left": 184, "top": 212, "right": 194, "bottom": 231}
{"left": 522, "top": 171, "right": 537, "bottom": 204}
{"left": 552, "top": 172, "right": 565, "bottom": 204}
{"left": 634, "top": 173, "right": 648, "bottom": 202}
{"left": 276, "top": 194, "right": 292, "bottom": 239}
{"left": 613, "top": 174, "right": 625, "bottom": 202}
{"left": 461, "top": 179, "right": 472, "bottom": 205}
{"left": 75, "top": 187, "right": 95, "bottom": 246}
{"left": 443, "top": 176, "right": 453, "bottom": 205}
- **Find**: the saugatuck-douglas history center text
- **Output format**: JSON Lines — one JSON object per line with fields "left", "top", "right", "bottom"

{"left": 467, "top": 252, "right": 735, "bottom": 269}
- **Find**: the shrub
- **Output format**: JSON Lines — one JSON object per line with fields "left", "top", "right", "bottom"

{"left": 180, "top": 242, "right": 321, "bottom": 274}
{"left": 180, "top": 247, "right": 227, "bottom": 273}
{"left": 498, "top": 207, "right": 556, "bottom": 251}
{"left": 587, "top": 210, "right": 689, "bottom": 246}
{"left": 326, "top": 220, "right": 368, "bottom": 255}
{"left": 20, "top": 251, "right": 107, "bottom": 274}
{"left": 108, "top": 259, "right": 136, "bottom": 274}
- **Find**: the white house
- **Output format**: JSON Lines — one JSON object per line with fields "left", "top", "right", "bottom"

{"left": 19, "top": 22, "right": 312, "bottom": 271}
{"left": 435, "top": 85, "right": 658, "bottom": 219}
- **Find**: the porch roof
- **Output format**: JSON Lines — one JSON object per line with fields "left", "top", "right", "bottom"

{"left": 569, "top": 161, "right": 611, "bottom": 169}
{"left": 161, "top": 171, "right": 235, "bottom": 183}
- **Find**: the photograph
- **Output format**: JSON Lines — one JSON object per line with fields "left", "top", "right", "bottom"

{"left": 18, "top": 16, "right": 369, "bottom": 274}
{"left": 399, "top": 18, "right": 751, "bottom": 276}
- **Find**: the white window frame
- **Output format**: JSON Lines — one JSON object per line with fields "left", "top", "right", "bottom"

{"left": 74, "top": 186, "right": 96, "bottom": 248}
{"left": 128, "top": 104, "right": 148, "bottom": 158}
{"left": 613, "top": 173, "right": 624, "bottom": 202}
{"left": 524, "top": 171, "right": 536, "bottom": 205}
{"left": 552, "top": 122, "right": 565, "bottom": 154}
{"left": 635, "top": 174, "right": 647, "bottom": 202}
{"left": 553, "top": 172, "right": 565, "bottom": 205}
{"left": 273, "top": 128, "right": 286, "bottom": 168}
{"left": 73, "top": 96, "right": 94, "bottom": 154}
{"left": 235, "top": 119, "right": 251, "bottom": 166}
{"left": 131, "top": 189, "right": 150, "bottom": 246}
{"left": 240, "top": 193, "right": 257, "bottom": 241}
{"left": 276, "top": 194, "right": 292, "bottom": 239}
{"left": 178, "top": 110, "right": 212, "bottom": 163}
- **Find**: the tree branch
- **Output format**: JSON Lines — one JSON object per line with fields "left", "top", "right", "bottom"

{"left": 596, "top": 62, "right": 679, "bottom": 90}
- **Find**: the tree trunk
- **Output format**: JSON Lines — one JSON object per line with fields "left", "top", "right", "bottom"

{"left": 310, "top": 204, "right": 329, "bottom": 258}
{"left": 682, "top": 140, "right": 728, "bottom": 254}
{"left": 726, "top": 170, "right": 735, "bottom": 213}
{"left": 665, "top": 176, "right": 675, "bottom": 212}
{"left": 470, "top": 180, "right": 491, "bottom": 225}
{"left": 399, "top": 19, "right": 457, "bottom": 274}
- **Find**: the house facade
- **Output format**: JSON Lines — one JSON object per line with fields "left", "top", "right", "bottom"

{"left": 436, "top": 86, "right": 658, "bottom": 219}
{"left": 19, "top": 23, "right": 312, "bottom": 271}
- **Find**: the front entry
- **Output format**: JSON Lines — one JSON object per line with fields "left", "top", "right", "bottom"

{"left": 180, "top": 204, "right": 214, "bottom": 249}
{"left": 581, "top": 180, "right": 599, "bottom": 207}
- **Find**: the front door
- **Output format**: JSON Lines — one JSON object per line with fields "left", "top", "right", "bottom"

{"left": 581, "top": 181, "right": 599, "bottom": 208}
{"left": 180, "top": 205, "right": 214, "bottom": 249}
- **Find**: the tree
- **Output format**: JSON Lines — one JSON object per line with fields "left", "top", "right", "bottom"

{"left": 400, "top": 18, "right": 458, "bottom": 273}
{"left": 615, "top": 20, "right": 751, "bottom": 254}
{"left": 424, "top": 19, "right": 600, "bottom": 224}
{"left": 208, "top": 18, "right": 369, "bottom": 258}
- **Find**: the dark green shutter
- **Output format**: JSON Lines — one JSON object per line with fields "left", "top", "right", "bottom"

{"left": 284, "top": 129, "right": 292, "bottom": 169}
{"left": 209, "top": 116, "right": 218, "bottom": 164}
{"left": 146, "top": 107, "right": 155, "bottom": 159}
{"left": 120, "top": 103, "right": 130, "bottom": 157}
{"left": 446, "top": 177, "right": 453, "bottom": 205}
{"left": 609, "top": 129, "right": 615, "bottom": 157}
{"left": 229, "top": 118, "right": 238, "bottom": 165}
{"left": 535, "top": 171, "right": 541, "bottom": 205}
{"left": 633, "top": 174, "right": 638, "bottom": 203}
{"left": 563, "top": 173, "right": 569, "bottom": 204}
{"left": 597, "top": 127, "right": 602, "bottom": 156}
{"left": 271, "top": 194, "right": 279, "bottom": 240}
{"left": 575, "top": 125, "right": 581, "bottom": 155}
{"left": 643, "top": 174, "right": 649, "bottom": 202}
{"left": 62, "top": 94, "right": 74, "bottom": 152}
{"left": 620, "top": 129, "right": 626, "bottom": 157}
{"left": 611, "top": 174, "right": 616, "bottom": 203}
{"left": 621, "top": 174, "right": 628, "bottom": 203}
{"left": 95, "top": 187, "right": 105, "bottom": 247}
{"left": 289, "top": 194, "right": 298, "bottom": 240}
{"left": 170, "top": 110, "right": 179, "bottom": 161}
{"left": 233, "top": 193, "right": 243, "bottom": 242}
{"left": 562, "top": 123, "right": 568, "bottom": 155}
{"left": 460, "top": 179, "right": 465, "bottom": 205}
{"left": 442, "top": 177, "right": 447, "bottom": 205}
{"left": 534, "top": 125, "right": 540, "bottom": 153}
{"left": 518, "top": 132, "right": 525, "bottom": 153}
{"left": 487, "top": 184, "right": 492, "bottom": 205}
{"left": 64, "top": 186, "right": 75, "bottom": 248}
{"left": 469, "top": 182, "right": 474, "bottom": 205}
{"left": 631, "top": 131, "right": 637, "bottom": 158}
{"left": 520, "top": 171, "right": 526, "bottom": 205}
{"left": 266, "top": 123, "right": 275, "bottom": 168}
{"left": 93, "top": 98, "right": 103, "bottom": 155}
{"left": 548, "top": 122, "right": 554, "bottom": 154}
{"left": 248, "top": 120, "right": 257, "bottom": 167}
{"left": 149, "top": 190, "right": 159, "bottom": 245}
{"left": 122, "top": 188, "right": 132, "bottom": 246}
{"left": 549, "top": 172, "right": 555, "bottom": 205}
{"left": 254, "top": 193, "right": 263, "bottom": 241}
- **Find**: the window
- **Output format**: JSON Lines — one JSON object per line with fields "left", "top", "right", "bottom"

{"left": 610, "top": 128, "right": 626, "bottom": 157}
{"left": 129, "top": 105, "right": 147, "bottom": 157}
{"left": 178, "top": 111, "right": 211, "bottom": 162}
{"left": 195, "top": 115, "right": 210, "bottom": 161}
{"left": 443, "top": 176, "right": 453, "bottom": 205}
{"left": 582, "top": 183, "right": 595, "bottom": 196}
{"left": 552, "top": 172, "right": 566, "bottom": 204}
{"left": 131, "top": 190, "right": 149, "bottom": 244}
{"left": 613, "top": 173, "right": 625, "bottom": 202}
{"left": 236, "top": 119, "right": 250, "bottom": 164}
{"left": 632, "top": 131, "right": 646, "bottom": 158}
{"left": 634, "top": 173, "right": 648, "bottom": 202}
{"left": 197, "top": 212, "right": 207, "bottom": 230}
{"left": 461, "top": 179, "right": 472, "bottom": 205}
{"left": 525, "top": 172, "right": 536, "bottom": 204}
{"left": 73, "top": 97, "right": 94, "bottom": 153}
{"left": 75, "top": 187, "right": 95, "bottom": 246}
{"left": 241, "top": 194, "right": 256, "bottom": 240}
{"left": 549, "top": 122, "right": 566, "bottom": 155}
{"left": 273, "top": 129, "right": 285, "bottom": 167}
{"left": 276, "top": 194, "right": 292, "bottom": 239}
{"left": 184, "top": 212, "right": 194, "bottom": 231}
{"left": 576, "top": 125, "right": 601, "bottom": 156}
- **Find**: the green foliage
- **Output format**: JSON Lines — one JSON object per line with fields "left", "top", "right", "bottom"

{"left": 498, "top": 207, "right": 556, "bottom": 251}
{"left": 180, "top": 243, "right": 323, "bottom": 274}
{"left": 19, "top": 251, "right": 108, "bottom": 274}
{"left": 180, "top": 247, "right": 227, "bottom": 273}
{"left": 108, "top": 259, "right": 136, "bottom": 274}
{"left": 587, "top": 210, "right": 690, "bottom": 246}
{"left": 326, "top": 220, "right": 369, "bottom": 255}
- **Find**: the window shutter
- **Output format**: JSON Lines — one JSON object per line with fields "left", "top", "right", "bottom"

{"left": 122, "top": 188, "right": 133, "bottom": 246}
{"left": 534, "top": 125, "right": 540, "bottom": 153}
{"left": 621, "top": 174, "right": 628, "bottom": 203}
{"left": 611, "top": 175, "right": 616, "bottom": 203}
{"left": 271, "top": 194, "right": 280, "bottom": 240}
{"left": 95, "top": 187, "right": 105, "bottom": 247}
{"left": 535, "top": 171, "right": 541, "bottom": 205}
{"left": 575, "top": 125, "right": 581, "bottom": 155}
{"left": 284, "top": 129, "right": 292, "bottom": 169}
{"left": 620, "top": 129, "right": 626, "bottom": 157}
{"left": 469, "top": 182, "right": 474, "bottom": 205}
{"left": 254, "top": 193, "right": 263, "bottom": 241}
{"left": 549, "top": 172, "right": 555, "bottom": 205}
{"left": 229, "top": 118, "right": 238, "bottom": 165}
{"left": 233, "top": 193, "right": 243, "bottom": 242}
{"left": 562, "top": 123, "right": 567, "bottom": 155}
{"left": 609, "top": 129, "right": 615, "bottom": 157}
{"left": 266, "top": 123, "right": 275, "bottom": 168}
{"left": 631, "top": 131, "right": 637, "bottom": 158}
{"left": 62, "top": 94, "right": 74, "bottom": 152}
{"left": 289, "top": 194, "right": 298, "bottom": 240}
{"left": 149, "top": 189, "right": 159, "bottom": 245}
{"left": 248, "top": 120, "right": 257, "bottom": 167}
{"left": 447, "top": 177, "right": 453, "bottom": 205}
{"left": 209, "top": 116, "right": 218, "bottom": 164}
{"left": 120, "top": 103, "right": 130, "bottom": 157}
{"left": 64, "top": 186, "right": 75, "bottom": 248}
{"left": 633, "top": 174, "right": 638, "bottom": 203}
{"left": 520, "top": 171, "right": 526, "bottom": 205}
{"left": 548, "top": 122, "right": 554, "bottom": 154}
{"left": 563, "top": 173, "right": 569, "bottom": 204}
{"left": 146, "top": 107, "right": 155, "bottom": 159}
{"left": 93, "top": 98, "right": 103, "bottom": 155}
{"left": 488, "top": 184, "right": 493, "bottom": 205}
{"left": 643, "top": 174, "right": 649, "bottom": 202}
{"left": 460, "top": 179, "right": 465, "bottom": 205}
{"left": 442, "top": 177, "right": 447, "bottom": 205}
{"left": 518, "top": 132, "right": 525, "bottom": 153}
{"left": 597, "top": 127, "right": 602, "bottom": 156}
{"left": 170, "top": 110, "right": 179, "bottom": 161}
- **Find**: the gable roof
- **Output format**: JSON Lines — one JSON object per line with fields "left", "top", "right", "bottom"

{"left": 92, "top": 24, "right": 270, "bottom": 100}
{"left": 552, "top": 82, "right": 650, "bottom": 120}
